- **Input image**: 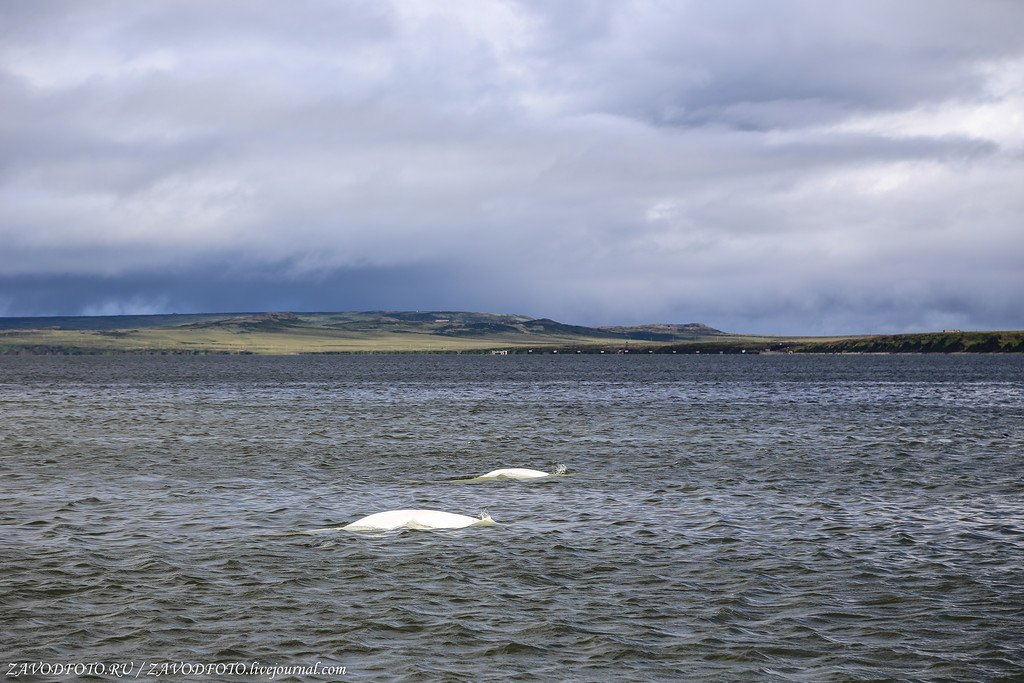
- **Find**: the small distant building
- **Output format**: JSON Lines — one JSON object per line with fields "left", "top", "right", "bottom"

{"left": 491, "top": 349, "right": 508, "bottom": 355}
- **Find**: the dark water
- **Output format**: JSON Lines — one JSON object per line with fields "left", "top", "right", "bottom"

{"left": 2, "top": 355, "right": 1022, "bottom": 681}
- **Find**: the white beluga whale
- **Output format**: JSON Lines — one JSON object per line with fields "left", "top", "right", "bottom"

{"left": 342, "top": 509, "right": 495, "bottom": 532}
{"left": 468, "top": 464, "right": 567, "bottom": 481}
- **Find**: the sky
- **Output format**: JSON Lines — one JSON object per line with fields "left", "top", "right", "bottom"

{"left": 1, "top": 0, "right": 1022, "bottom": 334}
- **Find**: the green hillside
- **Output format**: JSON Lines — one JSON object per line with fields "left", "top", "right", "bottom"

{"left": 784, "top": 330, "right": 1024, "bottom": 354}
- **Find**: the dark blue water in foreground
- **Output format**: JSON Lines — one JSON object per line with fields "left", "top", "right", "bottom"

{"left": 1, "top": 355, "right": 1022, "bottom": 681}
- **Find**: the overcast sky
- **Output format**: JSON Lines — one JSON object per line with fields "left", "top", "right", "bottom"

{"left": 1, "top": 0, "right": 1022, "bottom": 333}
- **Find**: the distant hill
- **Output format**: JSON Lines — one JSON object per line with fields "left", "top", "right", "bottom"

{"left": 782, "top": 330, "right": 1024, "bottom": 354}
{"left": 0, "top": 313, "right": 224, "bottom": 331}
{"left": 0, "top": 311, "right": 1020, "bottom": 354}
{"left": 601, "top": 323, "right": 726, "bottom": 341}
{"left": 0, "top": 311, "right": 724, "bottom": 338}
{"left": 182, "top": 312, "right": 306, "bottom": 331}
{"left": 0, "top": 310, "right": 649, "bottom": 354}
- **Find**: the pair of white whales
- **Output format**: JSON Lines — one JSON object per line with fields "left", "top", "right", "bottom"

{"left": 340, "top": 464, "right": 567, "bottom": 532}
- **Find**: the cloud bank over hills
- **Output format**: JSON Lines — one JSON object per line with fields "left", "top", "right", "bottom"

{"left": 2, "top": 0, "right": 1022, "bottom": 333}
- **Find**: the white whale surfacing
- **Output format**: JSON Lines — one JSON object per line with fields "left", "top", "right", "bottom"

{"left": 342, "top": 509, "right": 495, "bottom": 532}
{"left": 474, "top": 464, "right": 567, "bottom": 480}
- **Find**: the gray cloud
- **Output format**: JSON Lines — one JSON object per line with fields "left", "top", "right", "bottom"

{"left": 1, "top": 0, "right": 1022, "bottom": 333}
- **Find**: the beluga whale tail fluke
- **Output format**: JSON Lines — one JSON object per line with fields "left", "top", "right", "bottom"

{"left": 342, "top": 509, "right": 496, "bottom": 532}
{"left": 462, "top": 463, "right": 568, "bottom": 481}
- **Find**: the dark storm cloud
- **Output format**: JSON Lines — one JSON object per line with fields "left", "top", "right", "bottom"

{"left": 0, "top": 262, "right": 482, "bottom": 318}
{"left": 1, "top": 0, "right": 1022, "bottom": 332}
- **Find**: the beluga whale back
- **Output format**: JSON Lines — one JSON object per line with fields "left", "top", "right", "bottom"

{"left": 343, "top": 509, "right": 495, "bottom": 532}
{"left": 468, "top": 464, "right": 567, "bottom": 481}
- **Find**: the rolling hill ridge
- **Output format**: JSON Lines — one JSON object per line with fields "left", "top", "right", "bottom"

{"left": 0, "top": 311, "right": 1020, "bottom": 354}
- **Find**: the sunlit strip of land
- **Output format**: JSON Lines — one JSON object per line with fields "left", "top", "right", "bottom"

{"left": 0, "top": 327, "right": 617, "bottom": 354}
{"left": 0, "top": 312, "right": 624, "bottom": 355}
{"left": 0, "top": 311, "right": 1021, "bottom": 354}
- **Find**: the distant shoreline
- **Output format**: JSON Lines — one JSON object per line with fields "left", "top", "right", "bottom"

{"left": 1, "top": 311, "right": 1021, "bottom": 355}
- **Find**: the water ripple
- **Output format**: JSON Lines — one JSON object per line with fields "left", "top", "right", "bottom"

{"left": 1, "top": 355, "right": 1022, "bottom": 680}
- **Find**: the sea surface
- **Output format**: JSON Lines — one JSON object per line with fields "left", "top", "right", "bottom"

{"left": 1, "top": 354, "right": 1022, "bottom": 681}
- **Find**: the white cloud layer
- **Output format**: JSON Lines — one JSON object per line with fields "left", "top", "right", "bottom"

{"left": 1, "top": 0, "right": 1022, "bottom": 332}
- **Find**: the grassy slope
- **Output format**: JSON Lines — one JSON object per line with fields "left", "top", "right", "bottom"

{"left": 0, "top": 312, "right": 625, "bottom": 355}
{"left": 0, "top": 311, "right": 1021, "bottom": 354}
{"left": 785, "top": 330, "right": 1024, "bottom": 353}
